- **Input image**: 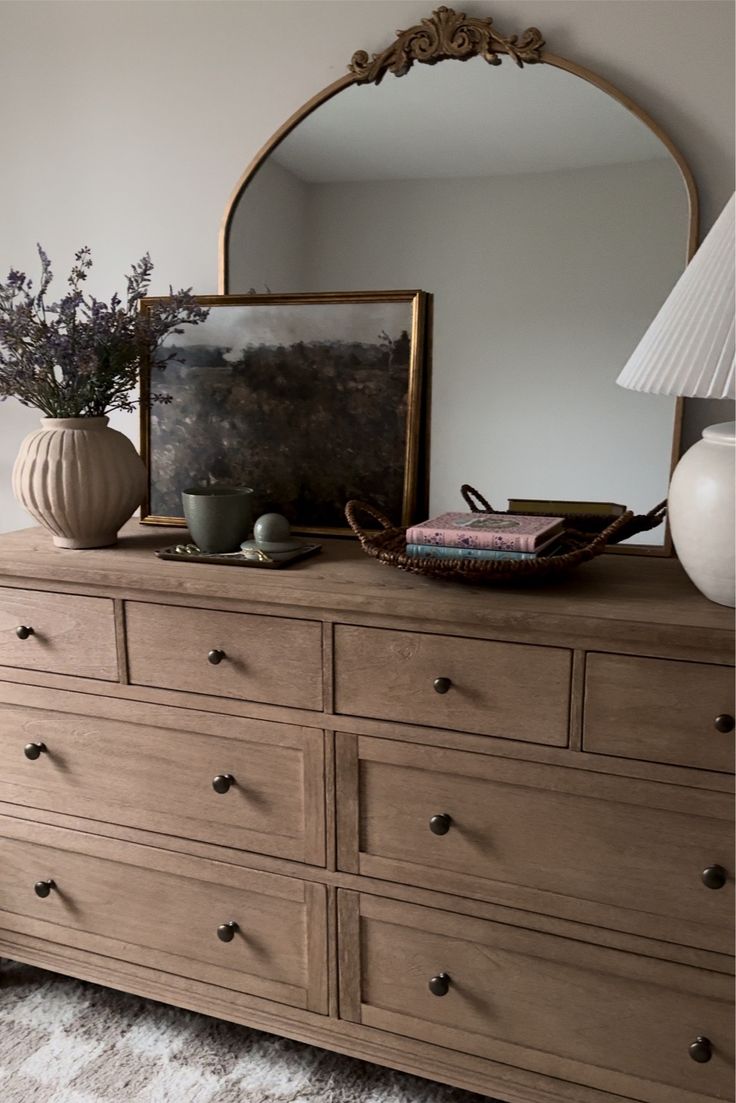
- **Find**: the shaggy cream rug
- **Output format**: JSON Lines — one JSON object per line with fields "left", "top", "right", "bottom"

{"left": 0, "top": 960, "right": 492, "bottom": 1103}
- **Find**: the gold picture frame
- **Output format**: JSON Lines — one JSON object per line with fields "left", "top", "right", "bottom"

{"left": 139, "top": 291, "right": 429, "bottom": 536}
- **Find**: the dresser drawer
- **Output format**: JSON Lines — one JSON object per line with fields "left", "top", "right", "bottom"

{"left": 126, "top": 601, "right": 322, "bottom": 710}
{"left": 0, "top": 587, "right": 117, "bottom": 681}
{"left": 584, "top": 653, "right": 735, "bottom": 773}
{"left": 0, "top": 819, "right": 327, "bottom": 1013}
{"left": 0, "top": 691, "right": 325, "bottom": 865}
{"left": 339, "top": 892, "right": 734, "bottom": 1103}
{"left": 337, "top": 734, "right": 734, "bottom": 951}
{"left": 334, "top": 625, "right": 571, "bottom": 744}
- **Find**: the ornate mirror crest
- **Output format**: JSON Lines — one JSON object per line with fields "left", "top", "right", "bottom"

{"left": 348, "top": 5, "right": 545, "bottom": 83}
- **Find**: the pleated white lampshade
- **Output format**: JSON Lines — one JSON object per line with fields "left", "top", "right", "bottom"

{"left": 616, "top": 193, "right": 735, "bottom": 607}
{"left": 616, "top": 193, "right": 735, "bottom": 398}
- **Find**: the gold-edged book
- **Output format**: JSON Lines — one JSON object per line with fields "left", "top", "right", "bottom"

{"left": 508, "top": 498, "right": 627, "bottom": 517}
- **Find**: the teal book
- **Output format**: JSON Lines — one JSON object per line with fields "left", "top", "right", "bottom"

{"left": 406, "top": 538, "right": 560, "bottom": 561}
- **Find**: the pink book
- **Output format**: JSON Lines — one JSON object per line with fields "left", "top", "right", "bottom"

{"left": 406, "top": 512, "right": 564, "bottom": 552}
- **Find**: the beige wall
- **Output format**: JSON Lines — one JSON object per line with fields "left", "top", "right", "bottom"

{"left": 0, "top": 0, "right": 733, "bottom": 533}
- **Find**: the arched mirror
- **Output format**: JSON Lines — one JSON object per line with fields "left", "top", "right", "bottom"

{"left": 221, "top": 7, "right": 697, "bottom": 550}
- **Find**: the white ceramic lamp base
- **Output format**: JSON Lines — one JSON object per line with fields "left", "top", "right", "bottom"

{"left": 668, "top": 421, "right": 735, "bottom": 607}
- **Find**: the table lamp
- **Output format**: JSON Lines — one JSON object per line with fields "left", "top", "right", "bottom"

{"left": 617, "top": 193, "right": 735, "bottom": 607}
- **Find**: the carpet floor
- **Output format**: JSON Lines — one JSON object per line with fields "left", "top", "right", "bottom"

{"left": 0, "top": 960, "right": 494, "bottom": 1103}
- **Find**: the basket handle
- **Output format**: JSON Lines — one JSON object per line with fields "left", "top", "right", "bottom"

{"left": 597, "top": 510, "right": 635, "bottom": 544}
{"left": 345, "top": 500, "right": 395, "bottom": 541}
{"left": 460, "top": 484, "right": 495, "bottom": 513}
{"left": 646, "top": 499, "right": 668, "bottom": 524}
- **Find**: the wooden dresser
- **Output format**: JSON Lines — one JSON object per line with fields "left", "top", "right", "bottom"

{"left": 0, "top": 522, "right": 733, "bottom": 1103}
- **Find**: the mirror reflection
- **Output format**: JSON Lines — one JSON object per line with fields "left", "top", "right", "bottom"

{"left": 227, "top": 59, "right": 690, "bottom": 544}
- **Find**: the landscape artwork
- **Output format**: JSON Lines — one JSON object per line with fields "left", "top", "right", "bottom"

{"left": 140, "top": 293, "right": 427, "bottom": 532}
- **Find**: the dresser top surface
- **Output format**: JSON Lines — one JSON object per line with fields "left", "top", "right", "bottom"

{"left": 0, "top": 521, "right": 732, "bottom": 641}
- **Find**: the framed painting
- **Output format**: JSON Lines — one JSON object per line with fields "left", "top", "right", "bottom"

{"left": 139, "top": 291, "right": 428, "bottom": 534}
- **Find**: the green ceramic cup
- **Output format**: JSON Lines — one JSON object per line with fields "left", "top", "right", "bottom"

{"left": 181, "top": 485, "right": 254, "bottom": 554}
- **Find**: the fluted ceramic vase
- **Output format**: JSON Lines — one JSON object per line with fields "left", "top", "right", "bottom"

{"left": 12, "top": 417, "right": 147, "bottom": 549}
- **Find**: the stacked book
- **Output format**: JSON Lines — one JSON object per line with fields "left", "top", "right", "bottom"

{"left": 406, "top": 511, "right": 564, "bottom": 562}
{"left": 507, "top": 498, "right": 625, "bottom": 518}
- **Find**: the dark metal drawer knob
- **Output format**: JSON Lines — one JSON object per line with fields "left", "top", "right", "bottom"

{"left": 212, "top": 773, "right": 235, "bottom": 795}
{"left": 34, "top": 879, "right": 55, "bottom": 898}
{"left": 689, "top": 1036, "right": 713, "bottom": 1063}
{"left": 433, "top": 677, "right": 452, "bottom": 695}
{"left": 702, "top": 864, "right": 727, "bottom": 890}
{"left": 714, "top": 714, "right": 734, "bottom": 733}
{"left": 429, "top": 813, "right": 452, "bottom": 836}
{"left": 208, "top": 649, "right": 226, "bottom": 665}
{"left": 217, "top": 920, "right": 239, "bottom": 943}
{"left": 24, "top": 742, "right": 47, "bottom": 761}
{"left": 428, "top": 973, "right": 451, "bottom": 997}
{"left": 16, "top": 625, "right": 34, "bottom": 640}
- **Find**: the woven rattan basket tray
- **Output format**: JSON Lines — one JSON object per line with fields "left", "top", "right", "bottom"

{"left": 344, "top": 487, "right": 666, "bottom": 585}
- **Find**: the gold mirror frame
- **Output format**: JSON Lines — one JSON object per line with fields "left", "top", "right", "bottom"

{"left": 218, "top": 5, "right": 699, "bottom": 556}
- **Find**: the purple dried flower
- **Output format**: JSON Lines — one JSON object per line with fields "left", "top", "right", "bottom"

{"left": 0, "top": 247, "right": 208, "bottom": 417}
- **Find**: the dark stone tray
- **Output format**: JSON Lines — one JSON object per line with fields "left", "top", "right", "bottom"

{"left": 155, "top": 542, "right": 322, "bottom": 569}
